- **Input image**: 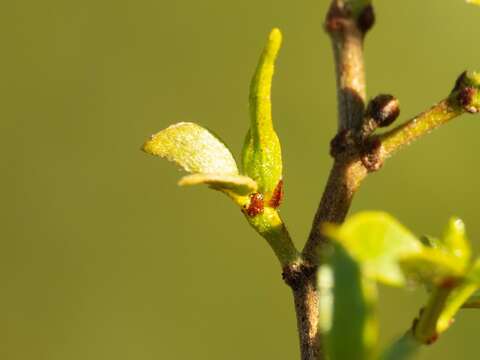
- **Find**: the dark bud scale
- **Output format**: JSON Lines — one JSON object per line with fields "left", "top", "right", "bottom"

{"left": 269, "top": 180, "right": 284, "bottom": 208}
{"left": 366, "top": 94, "right": 400, "bottom": 128}
{"left": 244, "top": 193, "right": 264, "bottom": 217}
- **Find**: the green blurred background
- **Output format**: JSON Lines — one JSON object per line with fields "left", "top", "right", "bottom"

{"left": 2, "top": 0, "right": 480, "bottom": 359}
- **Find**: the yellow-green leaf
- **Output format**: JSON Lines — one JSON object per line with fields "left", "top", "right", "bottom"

{"left": 143, "top": 122, "right": 238, "bottom": 175}
{"left": 324, "top": 212, "right": 422, "bottom": 286}
{"left": 178, "top": 173, "right": 257, "bottom": 195}
{"left": 242, "top": 28, "right": 283, "bottom": 199}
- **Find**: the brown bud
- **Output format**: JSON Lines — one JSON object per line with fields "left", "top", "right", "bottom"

{"left": 357, "top": 5, "right": 375, "bottom": 34}
{"left": 458, "top": 86, "right": 479, "bottom": 114}
{"left": 366, "top": 94, "right": 400, "bottom": 128}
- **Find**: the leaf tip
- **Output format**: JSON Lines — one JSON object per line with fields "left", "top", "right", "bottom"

{"left": 266, "top": 28, "right": 283, "bottom": 58}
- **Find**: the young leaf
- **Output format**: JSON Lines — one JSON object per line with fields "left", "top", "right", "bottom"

{"left": 178, "top": 173, "right": 257, "bottom": 195}
{"left": 143, "top": 122, "right": 238, "bottom": 175}
{"left": 242, "top": 29, "right": 283, "bottom": 199}
{"left": 442, "top": 217, "right": 470, "bottom": 267}
{"left": 324, "top": 212, "right": 422, "bottom": 286}
{"left": 327, "top": 243, "right": 378, "bottom": 360}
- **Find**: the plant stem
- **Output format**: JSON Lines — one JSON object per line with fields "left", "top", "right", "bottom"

{"left": 303, "top": 0, "right": 373, "bottom": 265}
{"left": 303, "top": 159, "right": 367, "bottom": 264}
{"left": 245, "top": 208, "right": 300, "bottom": 267}
{"left": 379, "top": 99, "right": 463, "bottom": 159}
{"left": 379, "top": 71, "right": 480, "bottom": 160}
{"left": 413, "top": 286, "right": 454, "bottom": 344}
{"left": 292, "top": 2, "right": 374, "bottom": 359}
{"left": 325, "top": 1, "right": 372, "bottom": 131}
{"left": 292, "top": 273, "right": 322, "bottom": 360}
{"left": 293, "top": 2, "right": 477, "bottom": 358}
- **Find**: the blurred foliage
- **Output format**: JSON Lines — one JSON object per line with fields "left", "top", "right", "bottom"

{"left": 325, "top": 212, "right": 480, "bottom": 358}
{"left": 2, "top": 0, "right": 480, "bottom": 359}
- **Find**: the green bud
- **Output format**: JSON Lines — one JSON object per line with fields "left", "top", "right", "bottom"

{"left": 242, "top": 28, "right": 283, "bottom": 201}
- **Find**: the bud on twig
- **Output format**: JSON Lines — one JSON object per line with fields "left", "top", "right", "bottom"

{"left": 450, "top": 71, "right": 480, "bottom": 114}
{"left": 357, "top": 94, "right": 400, "bottom": 139}
{"left": 357, "top": 4, "right": 375, "bottom": 34}
{"left": 367, "top": 94, "right": 400, "bottom": 128}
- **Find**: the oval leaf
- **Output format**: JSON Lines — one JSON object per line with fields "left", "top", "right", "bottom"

{"left": 324, "top": 212, "right": 422, "bottom": 286}
{"left": 143, "top": 122, "right": 238, "bottom": 175}
{"left": 178, "top": 173, "right": 257, "bottom": 195}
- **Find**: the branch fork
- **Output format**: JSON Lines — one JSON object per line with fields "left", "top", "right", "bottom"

{"left": 142, "top": 1, "right": 480, "bottom": 359}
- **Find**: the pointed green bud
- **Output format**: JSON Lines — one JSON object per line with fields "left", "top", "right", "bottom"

{"left": 242, "top": 28, "right": 283, "bottom": 201}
